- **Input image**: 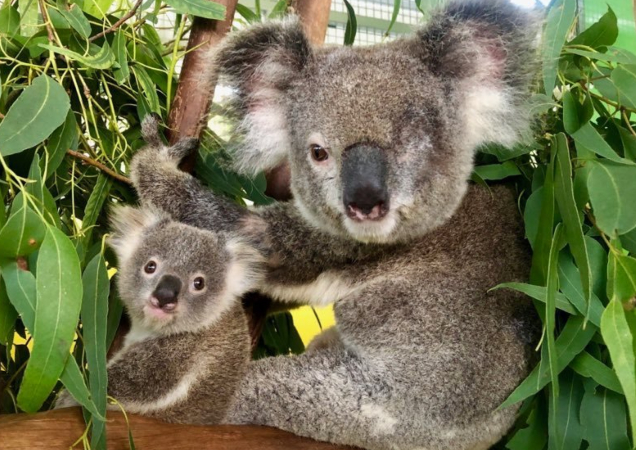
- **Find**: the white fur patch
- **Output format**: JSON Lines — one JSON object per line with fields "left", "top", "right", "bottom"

{"left": 342, "top": 213, "right": 398, "bottom": 244}
{"left": 262, "top": 271, "right": 359, "bottom": 307}
{"left": 360, "top": 404, "right": 398, "bottom": 435}
{"left": 462, "top": 85, "right": 517, "bottom": 149}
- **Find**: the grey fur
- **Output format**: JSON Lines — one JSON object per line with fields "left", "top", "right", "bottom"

{"left": 131, "top": 0, "right": 541, "bottom": 448}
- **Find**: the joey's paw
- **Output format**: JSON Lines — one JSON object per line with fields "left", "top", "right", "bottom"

{"left": 54, "top": 389, "right": 80, "bottom": 409}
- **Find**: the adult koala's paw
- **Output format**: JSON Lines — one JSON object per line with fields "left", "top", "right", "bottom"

{"left": 130, "top": 116, "right": 199, "bottom": 186}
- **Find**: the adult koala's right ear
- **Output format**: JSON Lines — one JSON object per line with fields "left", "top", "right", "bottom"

{"left": 215, "top": 18, "right": 311, "bottom": 176}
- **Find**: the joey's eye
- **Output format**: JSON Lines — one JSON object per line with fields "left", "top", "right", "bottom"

{"left": 144, "top": 261, "right": 157, "bottom": 274}
{"left": 310, "top": 144, "right": 329, "bottom": 162}
{"left": 193, "top": 277, "right": 205, "bottom": 291}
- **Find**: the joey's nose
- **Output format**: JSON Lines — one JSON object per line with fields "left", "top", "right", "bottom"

{"left": 341, "top": 143, "right": 390, "bottom": 221}
{"left": 152, "top": 275, "right": 182, "bottom": 309}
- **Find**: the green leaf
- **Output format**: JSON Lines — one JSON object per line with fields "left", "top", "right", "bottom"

{"left": 2, "top": 261, "right": 104, "bottom": 419}
{"left": 81, "top": 174, "right": 112, "bottom": 251}
{"left": 554, "top": 133, "right": 592, "bottom": 319}
{"left": 2, "top": 261, "right": 36, "bottom": 329}
{"left": 39, "top": 42, "right": 116, "bottom": 69}
{"left": 622, "top": 228, "right": 636, "bottom": 255}
{"left": 601, "top": 298, "right": 636, "bottom": 443}
{"left": 0, "top": 4, "right": 20, "bottom": 36}
{"left": 530, "top": 156, "right": 555, "bottom": 286}
{"left": 133, "top": 66, "right": 160, "bottom": 115}
{"left": 45, "top": 110, "right": 78, "bottom": 179}
{"left": 548, "top": 370, "right": 584, "bottom": 450}
{"left": 0, "top": 275, "right": 18, "bottom": 345}
{"left": 0, "top": 75, "right": 70, "bottom": 156}
{"left": 558, "top": 254, "right": 604, "bottom": 327}
{"left": 572, "top": 123, "right": 634, "bottom": 165}
{"left": 587, "top": 160, "right": 636, "bottom": 236}
{"left": 524, "top": 187, "right": 543, "bottom": 249}
{"left": 81, "top": 254, "right": 109, "bottom": 447}
{"left": 506, "top": 400, "right": 548, "bottom": 450}
{"left": 580, "top": 387, "right": 632, "bottom": 450}
{"left": 491, "top": 282, "right": 577, "bottom": 316}
{"left": 607, "top": 252, "right": 636, "bottom": 303}
{"left": 384, "top": 0, "right": 401, "bottom": 37}
{"left": 546, "top": 223, "right": 563, "bottom": 413}
{"left": 81, "top": 0, "right": 115, "bottom": 19}
{"left": 499, "top": 316, "right": 597, "bottom": 409}
{"left": 562, "top": 91, "right": 593, "bottom": 135}
{"left": 235, "top": 4, "right": 260, "bottom": 23}
{"left": 58, "top": 3, "right": 91, "bottom": 39}
{"left": 17, "top": 227, "right": 83, "bottom": 412}
{"left": 105, "top": 286, "right": 123, "bottom": 352}
{"left": 563, "top": 47, "right": 635, "bottom": 64}
{"left": 113, "top": 30, "right": 130, "bottom": 84}
{"left": 163, "top": 0, "right": 225, "bottom": 20}
{"left": 0, "top": 194, "right": 47, "bottom": 258}
{"left": 342, "top": 0, "right": 356, "bottom": 46}
{"left": 570, "top": 351, "right": 623, "bottom": 394}
{"left": 611, "top": 65, "right": 636, "bottom": 110}
{"left": 47, "top": 7, "right": 71, "bottom": 29}
{"left": 569, "top": 7, "right": 618, "bottom": 49}
{"left": 267, "top": 0, "right": 287, "bottom": 19}
{"left": 542, "top": 0, "right": 576, "bottom": 95}
{"left": 473, "top": 161, "right": 521, "bottom": 181}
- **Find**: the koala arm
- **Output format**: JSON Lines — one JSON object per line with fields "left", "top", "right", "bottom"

{"left": 106, "top": 337, "right": 195, "bottom": 412}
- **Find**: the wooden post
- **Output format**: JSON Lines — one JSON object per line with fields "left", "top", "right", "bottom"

{"left": 166, "top": 0, "right": 239, "bottom": 146}
{"left": 293, "top": 0, "right": 333, "bottom": 45}
{"left": 0, "top": 408, "right": 355, "bottom": 450}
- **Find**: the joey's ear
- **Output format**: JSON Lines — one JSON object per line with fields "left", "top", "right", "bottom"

{"left": 141, "top": 115, "right": 164, "bottom": 149}
{"left": 416, "top": 0, "right": 541, "bottom": 148}
{"left": 108, "top": 206, "right": 169, "bottom": 263}
{"left": 215, "top": 18, "right": 311, "bottom": 175}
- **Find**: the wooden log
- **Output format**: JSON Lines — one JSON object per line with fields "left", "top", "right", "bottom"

{"left": 0, "top": 407, "right": 355, "bottom": 450}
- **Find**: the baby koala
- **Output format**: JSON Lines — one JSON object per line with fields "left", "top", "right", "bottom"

{"left": 58, "top": 205, "right": 264, "bottom": 424}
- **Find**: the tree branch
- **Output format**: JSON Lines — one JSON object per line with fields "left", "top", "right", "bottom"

{"left": 88, "top": 0, "right": 144, "bottom": 42}
{"left": 66, "top": 150, "right": 132, "bottom": 185}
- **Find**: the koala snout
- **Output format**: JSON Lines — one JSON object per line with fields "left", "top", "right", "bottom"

{"left": 341, "top": 144, "right": 389, "bottom": 221}
{"left": 151, "top": 275, "right": 182, "bottom": 310}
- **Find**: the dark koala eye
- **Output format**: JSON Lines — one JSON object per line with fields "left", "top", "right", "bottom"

{"left": 310, "top": 144, "right": 329, "bottom": 162}
{"left": 144, "top": 261, "right": 157, "bottom": 274}
{"left": 193, "top": 277, "right": 205, "bottom": 291}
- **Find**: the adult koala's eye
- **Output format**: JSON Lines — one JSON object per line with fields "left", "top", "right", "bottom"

{"left": 193, "top": 277, "right": 205, "bottom": 291}
{"left": 310, "top": 144, "right": 329, "bottom": 162}
{"left": 144, "top": 261, "right": 157, "bottom": 274}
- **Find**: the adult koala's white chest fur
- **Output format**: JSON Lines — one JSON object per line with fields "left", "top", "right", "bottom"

{"left": 131, "top": 1, "right": 542, "bottom": 448}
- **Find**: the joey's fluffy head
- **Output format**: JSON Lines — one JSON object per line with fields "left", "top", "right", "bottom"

{"left": 216, "top": 0, "right": 539, "bottom": 243}
{"left": 109, "top": 206, "right": 263, "bottom": 335}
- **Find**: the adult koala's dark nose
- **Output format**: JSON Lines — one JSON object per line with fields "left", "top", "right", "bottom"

{"left": 341, "top": 143, "right": 389, "bottom": 221}
{"left": 151, "top": 275, "right": 182, "bottom": 310}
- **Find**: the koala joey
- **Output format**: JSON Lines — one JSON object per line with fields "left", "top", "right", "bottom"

{"left": 58, "top": 205, "right": 264, "bottom": 424}
{"left": 131, "top": 1, "right": 541, "bottom": 449}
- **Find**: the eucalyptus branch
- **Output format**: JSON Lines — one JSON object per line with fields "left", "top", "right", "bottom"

{"left": 88, "top": 0, "right": 144, "bottom": 42}
{"left": 66, "top": 150, "right": 132, "bottom": 185}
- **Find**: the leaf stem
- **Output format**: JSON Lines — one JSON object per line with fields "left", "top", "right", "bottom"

{"left": 66, "top": 150, "right": 132, "bottom": 185}
{"left": 88, "top": 0, "right": 144, "bottom": 42}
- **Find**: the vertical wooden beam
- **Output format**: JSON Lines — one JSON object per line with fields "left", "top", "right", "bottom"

{"left": 167, "top": 0, "right": 239, "bottom": 145}
{"left": 293, "top": 0, "right": 333, "bottom": 45}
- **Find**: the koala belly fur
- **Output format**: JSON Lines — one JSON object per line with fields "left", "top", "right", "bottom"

{"left": 225, "top": 185, "right": 539, "bottom": 450}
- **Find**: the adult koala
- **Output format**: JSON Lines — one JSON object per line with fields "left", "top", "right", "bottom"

{"left": 131, "top": 1, "right": 541, "bottom": 449}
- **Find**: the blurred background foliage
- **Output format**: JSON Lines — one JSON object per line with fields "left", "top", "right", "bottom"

{"left": 1, "top": 1, "right": 636, "bottom": 450}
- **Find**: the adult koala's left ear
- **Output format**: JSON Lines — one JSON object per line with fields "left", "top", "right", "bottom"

{"left": 415, "top": 0, "right": 541, "bottom": 149}
{"left": 215, "top": 18, "right": 311, "bottom": 176}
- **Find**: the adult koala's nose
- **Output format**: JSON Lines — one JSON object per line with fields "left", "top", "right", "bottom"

{"left": 151, "top": 274, "right": 182, "bottom": 310}
{"left": 341, "top": 143, "right": 389, "bottom": 221}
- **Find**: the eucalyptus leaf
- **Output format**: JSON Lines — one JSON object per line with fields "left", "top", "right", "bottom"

{"left": 163, "top": 0, "right": 225, "bottom": 20}
{"left": 568, "top": 7, "right": 617, "bottom": 49}
{"left": 606, "top": 251, "right": 636, "bottom": 303}
{"left": 580, "top": 387, "right": 632, "bottom": 450}
{"left": 0, "top": 75, "right": 70, "bottom": 156}
{"left": 542, "top": 0, "right": 576, "bottom": 95}
{"left": 548, "top": 370, "right": 584, "bottom": 450}
{"left": 611, "top": 65, "right": 636, "bottom": 109}
{"left": 587, "top": 161, "right": 636, "bottom": 236}
{"left": 39, "top": 42, "right": 116, "bottom": 69}
{"left": 570, "top": 351, "right": 623, "bottom": 394}
{"left": 343, "top": 0, "right": 357, "bottom": 46}
{"left": 0, "top": 194, "right": 47, "bottom": 258}
{"left": 58, "top": 3, "right": 91, "bottom": 39}
{"left": 0, "top": 275, "right": 18, "bottom": 345}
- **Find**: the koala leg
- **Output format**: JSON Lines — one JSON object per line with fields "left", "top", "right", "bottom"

{"left": 226, "top": 339, "right": 517, "bottom": 450}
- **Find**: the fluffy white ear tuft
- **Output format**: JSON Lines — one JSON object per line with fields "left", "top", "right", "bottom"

{"left": 224, "top": 236, "right": 267, "bottom": 298}
{"left": 108, "top": 206, "right": 169, "bottom": 263}
{"left": 216, "top": 18, "right": 311, "bottom": 176}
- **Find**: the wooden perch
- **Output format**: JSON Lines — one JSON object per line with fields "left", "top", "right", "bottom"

{"left": 0, "top": 408, "right": 355, "bottom": 450}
